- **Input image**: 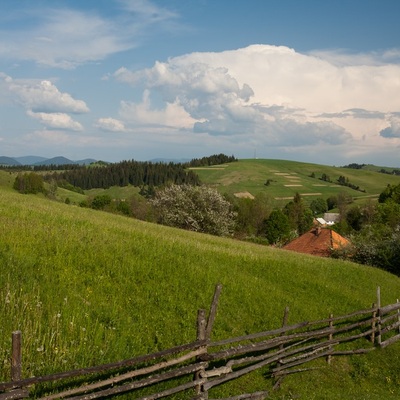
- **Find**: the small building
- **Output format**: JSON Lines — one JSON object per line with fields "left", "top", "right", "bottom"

{"left": 283, "top": 227, "right": 350, "bottom": 258}
{"left": 323, "top": 213, "right": 340, "bottom": 225}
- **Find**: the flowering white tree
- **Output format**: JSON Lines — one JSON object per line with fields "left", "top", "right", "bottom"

{"left": 151, "top": 184, "right": 236, "bottom": 236}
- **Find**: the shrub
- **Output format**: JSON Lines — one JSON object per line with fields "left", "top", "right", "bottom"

{"left": 151, "top": 184, "right": 236, "bottom": 236}
{"left": 13, "top": 172, "right": 45, "bottom": 194}
{"left": 91, "top": 194, "right": 112, "bottom": 210}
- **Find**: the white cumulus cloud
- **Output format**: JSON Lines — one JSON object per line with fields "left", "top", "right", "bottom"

{"left": 95, "top": 117, "right": 126, "bottom": 132}
{"left": 6, "top": 78, "right": 89, "bottom": 114}
{"left": 114, "top": 44, "right": 400, "bottom": 160}
{"left": 27, "top": 110, "right": 83, "bottom": 131}
{"left": 119, "top": 89, "right": 197, "bottom": 128}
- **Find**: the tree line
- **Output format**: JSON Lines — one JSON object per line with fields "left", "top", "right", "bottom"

{"left": 342, "top": 163, "right": 400, "bottom": 176}
{"left": 43, "top": 160, "right": 200, "bottom": 190}
{"left": 186, "top": 153, "right": 237, "bottom": 167}
{"left": 38, "top": 154, "right": 238, "bottom": 190}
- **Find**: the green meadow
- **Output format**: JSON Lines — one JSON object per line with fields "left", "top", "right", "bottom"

{"left": 1, "top": 167, "right": 400, "bottom": 398}
{"left": 192, "top": 159, "right": 400, "bottom": 206}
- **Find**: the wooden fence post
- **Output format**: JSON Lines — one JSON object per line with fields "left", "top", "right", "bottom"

{"left": 273, "top": 306, "right": 289, "bottom": 390}
{"left": 195, "top": 283, "right": 222, "bottom": 399}
{"left": 206, "top": 283, "right": 222, "bottom": 340}
{"left": 11, "top": 331, "right": 22, "bottom": 382}
{"left": 376, "top": 287, "right": 382, "bottom": 346}
{"left": 370, "top": 303, "right": 376, "bottom": 344}
{"left": 397, "top": 299, "right": 400, "bottom": 334}
{"left": 327, "top": 314, "right": 333, "bottom": 365}
{"left": 195, "top": 309, "right": 208, "bottom": 398}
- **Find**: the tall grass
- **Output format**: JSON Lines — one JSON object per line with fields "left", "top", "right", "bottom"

{"left": 1, "top": 187, "right": 400, "bottom": 398}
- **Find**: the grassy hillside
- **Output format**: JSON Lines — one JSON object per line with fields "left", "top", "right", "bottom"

{"left": 1, "top": 171, "right": 400, "bottom": 399}
{"left": 192, "top": 159, "right": 400, "bottom": 206}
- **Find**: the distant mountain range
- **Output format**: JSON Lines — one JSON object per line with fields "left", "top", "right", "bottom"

{"left": 0, "top": 155, "right": 97, "bottom": 166}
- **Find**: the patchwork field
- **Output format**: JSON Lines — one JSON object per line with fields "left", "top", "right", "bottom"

{"left": 192, "top": 159, "right": 400, "bottom": 206}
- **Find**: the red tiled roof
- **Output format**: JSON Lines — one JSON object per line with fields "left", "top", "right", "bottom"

{"left": 283, "top": 228, "right": 350, "bottom": 257}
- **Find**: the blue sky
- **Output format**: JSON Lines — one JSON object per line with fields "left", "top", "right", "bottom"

{"left": 1, "top": 0, "right": 400, "bottom": 166}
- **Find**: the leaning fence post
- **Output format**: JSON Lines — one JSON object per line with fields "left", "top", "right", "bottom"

{"left": 206, "top": 283, "right": 222, "bottom": 340}
{"left": 11, "top": 330, "right": 22, "bottom": 382}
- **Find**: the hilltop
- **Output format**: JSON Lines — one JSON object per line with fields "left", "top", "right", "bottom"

{"left": 1, "top": 168, "right": 400, "bottom": 398}
{"left": 191, "top": 158, "right": 400, "bottom": 205}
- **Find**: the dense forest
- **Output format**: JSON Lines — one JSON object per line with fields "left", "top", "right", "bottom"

{"left": 40, "top": 153, "right": 237, "bottom": 190}
{"left": 43, "top": 161, "right": 200, "bottom": 190}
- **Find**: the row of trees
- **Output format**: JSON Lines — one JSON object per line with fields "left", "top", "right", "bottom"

{"left": 309, "top": 172, "right": 365, "bottom": 192}
{"left": 185, "top": 154, "right": 237, "bottom": 167}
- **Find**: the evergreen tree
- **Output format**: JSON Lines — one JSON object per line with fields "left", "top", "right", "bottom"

{"left": 283, "top": 193, "right": 313, "bottom": 235}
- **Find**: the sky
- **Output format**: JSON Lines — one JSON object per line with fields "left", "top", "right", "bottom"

{"left": 1, "top": 0, "right": 400, "bottom": 167}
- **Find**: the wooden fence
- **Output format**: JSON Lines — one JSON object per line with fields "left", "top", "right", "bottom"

{"left": 1, "top": 285, "right": 400, "bottom": 400}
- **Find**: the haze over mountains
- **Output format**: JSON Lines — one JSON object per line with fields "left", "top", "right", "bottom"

{"left": 0, "top": 155, "right": 97, "bottom": 166}
{"left": 0, "top": 155, "right": 194, "bottom": 167}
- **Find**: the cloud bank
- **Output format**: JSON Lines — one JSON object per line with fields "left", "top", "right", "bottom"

{"left": 112, "top": 44, "right": 400, "bottom": 163}
{"left": 2, "top": 38, "right": 400, "bottom": 165}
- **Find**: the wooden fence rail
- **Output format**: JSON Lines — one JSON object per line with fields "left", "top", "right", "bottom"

{"left": 1, "top": 285, "right": 400, "bottom": 400}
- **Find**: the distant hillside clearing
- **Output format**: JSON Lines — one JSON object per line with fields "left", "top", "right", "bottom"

{"left": 234, "top": 191, "right": 255, "bottom": 199}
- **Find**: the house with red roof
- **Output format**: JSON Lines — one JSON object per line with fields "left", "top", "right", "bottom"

{"left": 283, "top": 227, "right": 350, "bottom": 258}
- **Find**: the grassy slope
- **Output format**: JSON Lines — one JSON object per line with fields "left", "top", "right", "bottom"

{"left": 192, "top": 159, "right": 400, "bottom": 207}
{"left": 1, "top": 170, "right": 400, "bottom": 398}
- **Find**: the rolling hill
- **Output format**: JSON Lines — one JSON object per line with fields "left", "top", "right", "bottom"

{"left": 0, "top": 156, "right": 21, "bottom": 166}
{"left": 1, "top": 168, "right": 400, "bottom": 398}
{"left": 0, "top": 155, "right": 97, "bottom": 166}
{"left": 191, "top": 159, "right": 400, "bottom": 206}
